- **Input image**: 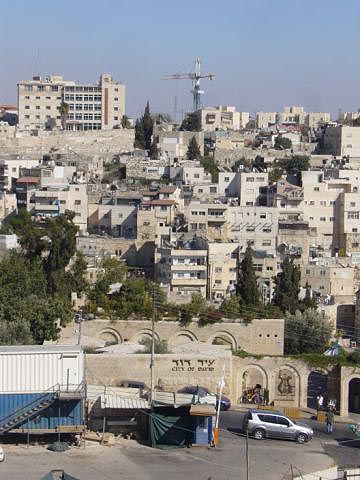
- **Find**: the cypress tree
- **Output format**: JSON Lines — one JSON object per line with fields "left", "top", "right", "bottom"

{"left": 187, "top": 136, "right": 201, "bottom": 160}
{"left": 273, "top": 257, "right": 301, "bottom": 314}
{"left": 237, "top": 245, "right": 260, "bottom": 306}
{"left": 134, "top": 101, "right": 153, "bottom": 150}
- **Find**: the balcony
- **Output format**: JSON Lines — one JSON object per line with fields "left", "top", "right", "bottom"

{"left": 171, "top": 264, "right": 206, "bottom": 271}
{"left": 172, "top": 278, "right": 207, "bottom": 286}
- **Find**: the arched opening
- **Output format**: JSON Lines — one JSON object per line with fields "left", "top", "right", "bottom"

{"left": 349, "top": 378, "right": 360, "bottom": 413}
{"left": 99, "top": 329, "right": 122, "bottom": 345}
{"left": 307, "top": 371, "right": 328, "bottom": 409}
{"left": 169, "top": 331, "right": 198, "bottom": 347}
{"left": 131, "top": 330, "right": 160, "bottom": 344}
{"left": 239, "top": 366, "right": 268, "bottom": 405}
{"left": 208, "top": 331, "right": 237, "bottom": 350}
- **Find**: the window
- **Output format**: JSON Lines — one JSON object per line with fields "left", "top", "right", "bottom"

{"left": 224, "top": 177, "right": 230, "bottom": 182}
{"left": 353, "top": 228, "right": 358, "bottom": 233}
{"left": 314, "top": 187, "right": 319, "bottom": 191}
{"left": 320, "top": 201, "right": 326, "bottom": 206}
{"left": 143, "top": 221, "right": 150, "bottom": 226}
{"left": 262, "top": 240, "right": 271, "bottom": 246}
{"left": 210, "top": 187, "right": 217, "bottom": 193}
{"left": 348, "top": 211, "right": 359, "bottom": 219}
{"left": 114, "top": 116, "right": 118, "bottom": 121}
{"left": 246, "top": 177, "right": 254, "bottom": 182}
{"left": 320, "top": 270, "right": 326, "bottom": 276}
{"left": 25, "top": 105, "right": 30, "bottom": 109}
{"left": 320, "top": 217, "right": 326, "bottom": 221}
{"left": 114, "top": 107, "right": 118, "bottom": 111}
{"left": 266, "top": 266, "right": 273, "bottom": 271}
{"left": 215, "top": 280, "right": 222, "bottom": 284}
{"left": 260, "top": 213, "right": 266, "bottom": 219}
{"left": 114, "top": 97, "right": 119, "bottom": 101}
{"left": 309, "top": 201, "right": 315, "bottom": 205}
{"left": 25, "top": 85, "right": 32, "bottom": 92}
{"left": 37, "top": 85, "right": 45, "bottom": 91}
{"left": 350, "top": 202, "right": 356, "bottom": 207}
{"left": 276, "top": 417, "right": 290, "bottom": 427}
{"left": 36, "top": 106, "right": 40, "bottom": 110}
{"left": 74, "top": 200, "right": 81, "bottom": 205}
{"left": 194, "top": 173, "right": 200, "bottom": 178}
{"left": 215, "top": 267, "right": 222, "bottom": 273}
{"left": 258, "top": 415, "right": 278, "bottom": 424}
{"left": 160, "top": 206, "right": 167, "bottom": 211}
{"left": 46, "top": 106, "right": 51, "bottom": 110}
{"left": 51, "top": 85, "right": 58, "bottom": 92}
{"left": 306, "top": 269, "right": 310, "bottom": 275}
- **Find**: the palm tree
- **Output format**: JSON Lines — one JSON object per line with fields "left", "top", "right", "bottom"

{"left": 58, "top": 101, "right": 69, "bottom": 130}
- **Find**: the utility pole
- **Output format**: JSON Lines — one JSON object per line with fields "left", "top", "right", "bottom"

{"left": 150, "top": 287, "right": 156, "bottom": 404}
{"left": 246, "top": 428, "right": 250, "bottom": 480}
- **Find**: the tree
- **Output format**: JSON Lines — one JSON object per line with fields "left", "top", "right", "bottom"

{"left": 134, "top": 101, "right": 154, "bottom": 150}
{"left": 284, "top": 309, "right": 332, "bottom": 354}
{"left": 268, "top": 167, "right": 284, "bottom": 184}
{"left": 134, "top": 118, "right": 145, "bottom": 149}
{"left": 274, "top": 135, "right": 292, "bottom": 150}
{"left": 301, "top": 283, "right": 317, "bottom": 310}
{"left": 273, "top": 257, "right": 301, "bottom": 314}
{"left": 121, "top": 115, "right": 131, "bottom": 129}
{"left": 200, "top": 155, "right": 218, "bottom": 182}
{"left": 187, "top": 136, "right": 201, "bottom": 160}
{"left": 220, "top": 296, "right": 241, "bottom": 319}
{"left": 58, "top": 101, "right": 69, "bottom": 130}
{"left": 237, "top": 245, "right": 260, "bottom": 306}
{"left": 138, "top": 338, "right": 170, "bottom": 354}
{"left": 279, "top": 155, "right": 310, "bottom": 174}
{"left": 149, "top": 139, "right": 159, "bottom": 159}
{"left": 180, "top": 112, "right": 201, "bottom": 131}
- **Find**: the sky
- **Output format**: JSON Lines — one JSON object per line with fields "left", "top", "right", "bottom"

{"left": 1, "top": 0, "right": 360, "bottom": 119}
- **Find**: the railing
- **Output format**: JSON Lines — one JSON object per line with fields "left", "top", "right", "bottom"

{"left": 0, "top": 382, "right": 85, "bottom": 427}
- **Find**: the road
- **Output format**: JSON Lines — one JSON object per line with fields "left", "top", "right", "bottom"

{"left": 1, "top": 410, "right": 359, "bottom": 480}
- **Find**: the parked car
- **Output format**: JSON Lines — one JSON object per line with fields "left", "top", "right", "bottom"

{"left": 243, "top": 409, "right": 313, "bottom": 443}
{"left": 177, "top": 385, "right": 231, "bottom": 411}
{"left": 0, "top": 446, "right": 5, "bottom": 462}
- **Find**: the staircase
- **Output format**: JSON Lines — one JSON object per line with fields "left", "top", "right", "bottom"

{"left": 0, "top": 391, "right": 58, "bottom": 434}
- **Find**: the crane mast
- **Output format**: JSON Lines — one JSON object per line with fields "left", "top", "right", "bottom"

{"left": 163, "top": 58, "right": 215, "bottom": 112}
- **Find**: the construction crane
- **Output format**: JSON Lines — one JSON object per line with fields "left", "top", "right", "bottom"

{"left": 163, "top": 58, "right": 215, "bottom": 112}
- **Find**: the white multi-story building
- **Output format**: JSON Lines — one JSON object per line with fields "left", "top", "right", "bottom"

{"left": 18, "top": 73, "right": 125, "bottom": 131}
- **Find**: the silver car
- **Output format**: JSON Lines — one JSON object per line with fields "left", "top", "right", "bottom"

{"left": 244, "top": 409, "right": 313, "bottom": 443}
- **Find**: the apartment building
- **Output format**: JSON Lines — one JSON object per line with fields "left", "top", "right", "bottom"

{"left": 0, "top": 192, "right": 17, "bottom": 223}
{"left": 198, "top": 106, "right": 249, "bottom": 131}
{"left": 208, "top": 242, "right": 238, "bottom": 302}
{"left": 0, "top": 155, "right": 40, "bottom": 191}
{"left": 88, "top": 193, "right": 142, "bottom": 238}
{"left": 18, "top": 73, "right": 125, "bottom": 131}
{"left": 155, "top": 236, "right": 208, "bottom": 302}
{"left": 32, "top": 183, "right": 88, "bottom": 234}
{"left": 301, "top": 261, "right": 355, "bottom": 302}
{"left": 170, "top": 163, "right": 212, "bottom": 185}
{"left": 338, "top": 191, "right": 360, "bottom": 255}
{"left": 323, "top": 125, "right": 360, "bottom": 157}
{"left": 218, "top": 171, "right": 268, "bottom": 205}
{"left": 255, "top": 112, "right": 277, "bottom": 129}
{"left": 158, "top": 131, "right": 204, "bottom": 159}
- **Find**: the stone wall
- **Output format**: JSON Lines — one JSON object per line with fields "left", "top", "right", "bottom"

{"left": 78, "top": 318, "right": 285, "bottom": 356}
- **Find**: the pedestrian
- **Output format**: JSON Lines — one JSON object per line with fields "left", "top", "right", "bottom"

{"left": 317, "top": 393, "right": 324, "bottom": 411}
{"left": 326, "top": 408, "right": 335, "bottom": 434}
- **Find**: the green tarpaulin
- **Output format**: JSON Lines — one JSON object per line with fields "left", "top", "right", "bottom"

{"left": 150, "top": 407, "right": 195, "bottom": 449}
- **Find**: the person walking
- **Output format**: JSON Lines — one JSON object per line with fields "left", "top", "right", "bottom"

{"left": 326, "top": 408, "right": 335, "bottom": 434}
{"left": 317, "top": 393, "right": 324, "bottom": 411}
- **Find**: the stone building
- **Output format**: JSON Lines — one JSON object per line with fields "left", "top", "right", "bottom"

{"left": 18, "top": 73, "right": 125, "bottom": 131}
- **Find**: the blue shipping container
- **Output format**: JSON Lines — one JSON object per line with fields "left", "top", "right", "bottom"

{"left": 0, "top": 393, "right": 83, "bottom": 431}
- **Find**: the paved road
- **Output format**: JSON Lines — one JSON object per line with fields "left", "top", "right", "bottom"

{"left": 0, "top": 410, "right": 359, "bottom": 480}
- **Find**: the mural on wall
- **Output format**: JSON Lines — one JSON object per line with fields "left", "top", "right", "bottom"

{"left": 277, "top": 369, "right": 295, "bottom": 396}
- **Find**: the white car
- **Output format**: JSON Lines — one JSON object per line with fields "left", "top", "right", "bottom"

{"left": 0, "top": 446, "right": 5, "bottom": 462}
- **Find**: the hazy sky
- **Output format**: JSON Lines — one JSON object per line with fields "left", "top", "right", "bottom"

{"left": 1, "top": 0, "right": 360, "bottom": 119}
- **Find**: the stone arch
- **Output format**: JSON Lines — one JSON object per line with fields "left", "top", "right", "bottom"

{"left": 207, "top": 331, "right": 238, "bottom": 350}
{"left": 99, "top": 328, "right": 122, "bottom": 345}
{"left": 130, "top": 329, "right": 160, "bottom": 344}
{"left": 237, "top": 364, "right": 269, "bottom": 404}
{"left": 274, "top": 364, "right": 301, "bottom": 407}
{"left": 168, "top": 330, "right": 198, "bottom": 347}
{"left": 307, "top": 369, "right": 329, "bottom": 409}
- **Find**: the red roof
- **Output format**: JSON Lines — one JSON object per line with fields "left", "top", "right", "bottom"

{"left": 0, "top": 104, "right": 17, "bottom": 111}
{"left": 142, "top": 199, "right": 175, "bottom": 206}
{"left": 17, "top": 176, "right": 40, "bottom": 184}
{"left": 142, "top": 191, "right": 158, "bottom": 197}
